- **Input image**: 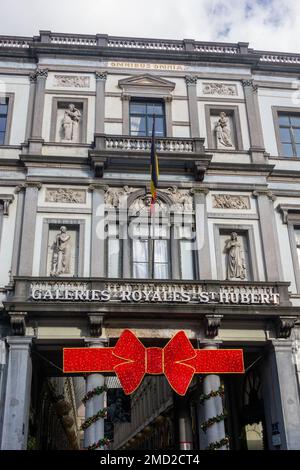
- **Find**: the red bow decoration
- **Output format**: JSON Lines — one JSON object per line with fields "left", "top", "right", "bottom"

{"left": 64, "top": 330, "right": 244, "bottom": 395}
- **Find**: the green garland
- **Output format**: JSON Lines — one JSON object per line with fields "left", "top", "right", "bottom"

{"left": 200, "top": 412, "right": 227, "bottom": 433}
{"left": 81, "top": 408, "right": 107, "bottom": 431}
{"left": 82, "top": 385, "right": 109, "bottom": 405}
{"left": 199, "top": 385, "right": 225, "bottom": 405}
{"left": 206, "top": 436, "right": 230, "bottom": 450}
{"left": 86, "top": 437, "right": 111, "bottom": 451}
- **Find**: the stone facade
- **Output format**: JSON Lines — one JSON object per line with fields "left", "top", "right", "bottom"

{"left": 0, "top": 31, "right": 300, "bottom": 450}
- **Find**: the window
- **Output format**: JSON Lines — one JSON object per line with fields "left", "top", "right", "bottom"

{"left": 278, "top": 113, "right": 300, "bottom": 157}
{"left": 0, "top": 98, "right": 9, "bottom": 145}
{"left": 132, "top": 223, "right": 170, "bottom": 279}
{"left": 130, "top": 100, "right": 165, "bottom": 137}
{"left": 178, "top": 225, "right": 196, "bottom": 280}
{"left": 107, "top": 223, "right": 121, "bottom": 278}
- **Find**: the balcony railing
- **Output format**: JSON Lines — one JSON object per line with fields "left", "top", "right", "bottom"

{"left": 1, "top": 32, "right": 300, "bottom": 66}
{"left": 104, "top": 135, "right": 195, "bottom": 153}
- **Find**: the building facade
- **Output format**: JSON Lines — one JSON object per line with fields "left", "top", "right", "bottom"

{"left": 0, "top": 31, "right": 300, "bottom": 450}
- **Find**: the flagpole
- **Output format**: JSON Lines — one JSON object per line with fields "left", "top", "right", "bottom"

{"left": 151, "top": 113, "right": 156, "bottom": 279}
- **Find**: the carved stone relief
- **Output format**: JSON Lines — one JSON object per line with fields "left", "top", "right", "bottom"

{"left": 104, "top": 186, "right": 136, "bottom": 208}
{"left": 225, "top": 232, "right": 246, "bottom": 280}
{"left": 212, "top": 194, "right": 250, "bottom": 210}
{"left": 162, "top": 186, "right": 193, "bottom": 211}
{"left": 203, "top": 83, "right": 237, "bottom": 96}
{"left": 129, "top": 194, "right": 166, "bottom": 213}
{"left": 46, "top": 188, "right": 86, "bottom": 204}
{"left": 54, "top": 75, "right": 90, "bottom": 88}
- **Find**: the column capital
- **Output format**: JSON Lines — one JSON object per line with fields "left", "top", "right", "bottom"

{"left": 95, "top": 71, "right": 107, "bottom": 81}
{"left": 242, "top": 78, "right": 258, "bottom": 92}
{"left": 185, "top": 75, "right": 197, "bottom": 86}
{"left": 88, "top": 183, "right": 107, "bottom": 192}
{"left": 84, "top": 337, "right": 109, "bottom": 348}
{"left": 24, "top": 181, "right": 42, "bottom": 190}
{"left": 121, "top": 93, "right": 131, "bottom": 101}
{"left": 6, "top": 335, "right": 33, "bottom": 346}
{"left": 252, "top": 189, "right": 276, "bottom": 201}
{"left": 192, "top": 186, "right": 210, "bottom": 195}
{"left": 275, "top": 317, "right": 297, "bottom": 339}
{"left": 34, "top": 67, "right": 48, "bottom": 79}
{"left": 29, "top": 72, "right": 37, "bottom": 83}
{"left": 88, "top": 313, "right": 104, "bottom": 338}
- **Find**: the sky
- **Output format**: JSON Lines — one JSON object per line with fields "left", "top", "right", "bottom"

{"left": 1, "top": 0, "right": 300, "bottom": 53}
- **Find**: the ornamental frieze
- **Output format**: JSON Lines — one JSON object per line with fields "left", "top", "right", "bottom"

{"left": 45, "top": 188, "right": 86, "bottom": 203}
{"left": 202, "top": 83, "right": 237, "bottom": 96}
{"left": 212, "top": 194, "right": 250, "bottom": 210}
{"left": 54, "top": 75, "right": 90, "bottom": 88}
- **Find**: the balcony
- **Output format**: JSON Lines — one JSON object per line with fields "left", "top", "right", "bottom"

{"left": 89, "top": 134, "right": 212, "bottom": 179}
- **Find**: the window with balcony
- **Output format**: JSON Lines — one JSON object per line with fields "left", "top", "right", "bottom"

{"left": 278, "top": 113, "right": 300, "bottom": 157}
{"left": 129, "top": 100, "right": 165, "bottom": 137}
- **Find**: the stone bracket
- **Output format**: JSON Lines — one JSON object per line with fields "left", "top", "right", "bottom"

{"left": 0, "top": 194, "right": 14, "bottom": 216}
{"left": 8, "top": 311, "right": 27, "bottom": 336}
{"left": 275, "top": 316, "right": 297, "bottom": 339}
{"left": 89, "top": 156, "right": 107, "bottom": 178}
{"left": 88, "top": 313, "right": 104, "bottom": 337}
{"left": 194, "top": 156, "right": 212, "bottom": 182}
{"left": 205, "top": 314, "right": 223, "bottom": 338}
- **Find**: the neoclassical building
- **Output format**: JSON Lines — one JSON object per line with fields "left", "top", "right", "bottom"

{"left": 0, "top": 31, "right": 300, "bottom": 451}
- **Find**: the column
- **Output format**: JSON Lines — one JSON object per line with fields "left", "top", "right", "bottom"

{"left": 164, "top": 96, "right": 173, "bottom": 137}
{"left": 10, "top": 185, "right": 25, "bottom": 277}
{"left": 197, "top": 342, "right": 227, "bottom": 450}
{"left": 29, "top": 68, "right": 48, "bottom": 154}
{"left": 18, "top": 182, "right": 41, "bottom": 276}
{"left": 24, "top": 72, "right": 37, "bottom": 140}
{"left": 194, "top": 188, "right": 212, "bottom": 279}
{"left": 89, "top": 184, "right": 106, "bottom": 277}
{"left": 1, "top": 337, "right": 32, "bottom": 450}
{"left": 242, "top": 79, "right": 266, "bottom": 164}
{"left": 95, "top": 72, "right": 107, "bottom": 134}
{"left": 83, "top": 339, "right": 107, "bottom": 450}
{"left": 174, "top": 394, "right": 193, "bottom": 450}
{"left": 253, "top": 190, "right": 283, "bottom": 281}
{"left": 185, "top": 76, "right": 200, "bottom": 138}
{"left": 262, "top": 340, "right": 300, "bottom": 450}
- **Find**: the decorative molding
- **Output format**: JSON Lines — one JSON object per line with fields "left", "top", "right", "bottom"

{"left": 0, "top": 194, "right": 14, "bottom": 215}
{"left": 277, "top": 204, "right": 300, "bottom": 224}
{"left": 202, "top": 83, "right": 237, "bottom": 96}
{"left": 54, "top": 74, "right": 90, "bottom": 88}
{"left": 88, "top": 314, "right": 104, "bottom": 338}
{"left": 8, "top": 312, "right": 27, "bottom": 336}
{"left": 205, "top": 315, "right": 223, "bottom": 338}
{"left": 276, "top": 316, "right": 297, "bottom": 339}
{"left": 212, "top": 194, "right": 250, "bottom": 210}
{"left": 118, "top": 74, "right": 175, "bottom": 91}
{"left": 45, "top": 188, "right": 86, "bottom": 204}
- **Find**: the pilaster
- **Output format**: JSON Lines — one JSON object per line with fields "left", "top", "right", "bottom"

{"left": 18, "top": 182, "right": 41, "bottom": 276}
{"left": 185, "top": 76, "right": 200, "bottom": 138}
{"left": 89, "top": 184, "right": 106, "bottom": 277}
{"left": 1, "top": 337, "right": 33, "bottom": 450}
{"left": 194, "top": 187, "right": 212, "bottom": 279}
{"left": 253, "top": 189, "right": 283, "bottom": 281}
{"left": 95, "top": 71, "right": 107, "bottom": 134}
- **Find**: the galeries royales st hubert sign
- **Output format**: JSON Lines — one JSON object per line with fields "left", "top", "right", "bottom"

{"left": 29, "top": 280, "right": 282, "bottom": 305}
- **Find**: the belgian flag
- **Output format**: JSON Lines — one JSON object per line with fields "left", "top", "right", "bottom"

{"left": 150, "top": 115, "right": 159, "bottom": 210}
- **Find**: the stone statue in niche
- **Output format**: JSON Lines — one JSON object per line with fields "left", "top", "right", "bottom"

{"left": 225, "top": 232, "right": 246, "bottom": 279}
{"left": 50, "top": 226, "right": 71, "bottom": 276}
{"left": 61, "top": 104, "right": 81, "bottom": 142}
{"left": 215, "top": 112, "right": 233, "bottom": 148}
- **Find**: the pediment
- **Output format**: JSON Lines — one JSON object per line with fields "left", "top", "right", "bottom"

{"left": 118, "top": 74, "right": 175, "bottom": 91}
